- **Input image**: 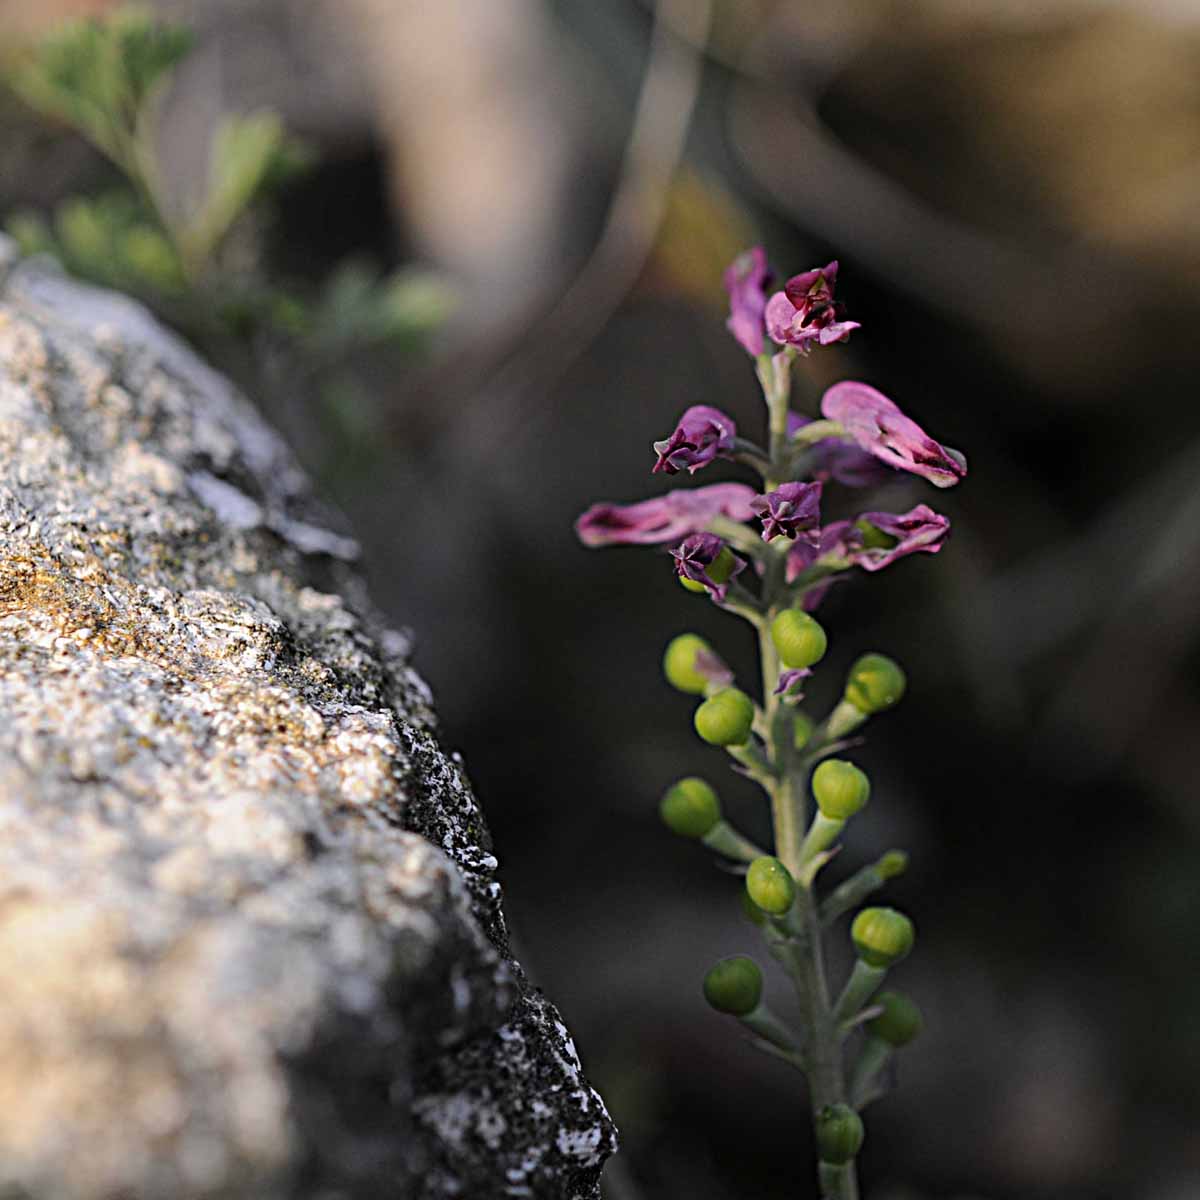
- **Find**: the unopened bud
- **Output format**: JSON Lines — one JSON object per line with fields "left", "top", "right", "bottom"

{"left": 851, "top": 906, "right": 915, "bottom": 968}
{"left": 694, "top": 688, "right": 755, "bottom": 747}
{"left": 660, "top": 777, "right": 721, "bottom": 838}
{"left": 845, "top": 653, "right": 906, "bottom": 714}
{"left": 866, "top": 990, "right": 923, "bottom": 1047}
{"left": 815, "top": 1104, "right": 864, "bottom": 1165}
{"left": 702, "top": 955, "right": 763, "bottom": 1015}
{"left": 770, "top": 609, "right": 828, "bottom": 669}
{"left": 680, "top": 546, "right": 738, "bottom": 593}
{"left": 745, "top": 856, "right": 796, "bottom": 915}
{"left": 663, "top": 633, "right": 716, "bottom": 695}
{"left": 877, "top": 849, "right": 908, "bottom": 879}
{"left": 812, "top": 759, "right": 870, "bottom": 820}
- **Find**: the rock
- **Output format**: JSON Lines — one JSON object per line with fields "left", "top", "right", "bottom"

{"left": 0, "top": 239, "right": 616, "bottom": 1199}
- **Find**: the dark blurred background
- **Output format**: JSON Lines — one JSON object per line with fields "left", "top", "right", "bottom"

{"left": 3, "top": 1, "right": 1199, "bottom": 1197}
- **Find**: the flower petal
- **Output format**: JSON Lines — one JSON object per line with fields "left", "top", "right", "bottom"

{"left": 820, "top": 381, "right": 966, "bottom": 488}
{"left": 575, "top": 483, "right": 757, "bottom": 547}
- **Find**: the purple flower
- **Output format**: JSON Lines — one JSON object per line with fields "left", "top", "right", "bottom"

{"left": 652, "top": 405, "right": 737, "bottom": 475}
{"left": 820, "top": 382, "right": 967, "bottom": 488}
{"left": 670, "top": 533, "right": 745, "bottom": 602}
{"left": 765, "top": 260, "right": 860, "bottom": 351}
{"left": 786, "top": 412, "right": 890, "bottom": 488}
{"left": 852, "top": 505, "right": 950, "bottom": 572}
{"left": 774, "top": 667, "right": 812, "bottom": 697}
{"left": 575, "top": 483, "right": 756, "bottom": 547}
{"left": 724, "top": 246, "right": 772, "bottom": 356}
{"left": 750, "top": 481, "right": 823, "bottom": 542}
{"left": 784, "top": 505, "right": 951, "bottom": 582}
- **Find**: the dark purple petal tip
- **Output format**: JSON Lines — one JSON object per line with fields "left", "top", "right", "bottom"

{"left": 652, "top": 405, "right": 737, "bottom": 475}
{"left": 670, "top": 533, "right": 745, "bottom": 602}
{"left": 750, "top": 480, "right": 823, "bottom": 542}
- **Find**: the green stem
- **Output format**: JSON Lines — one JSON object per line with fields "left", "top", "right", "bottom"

{"left": 819, "top": 855, "right": 903, "bottom": 926}
{"left": 701, "top": 820, "right": 766, "bottom": 863}
{"left": 751, "top": 343, "right": 859, "bottom": 1200}
{"left": 796, "top": 893, "right": 858, "bottom": 1199}
{"left": 756, "top": 349, "right": 793, "bottom": 491}
{"left": 798, "top": 812, "right": 844, "bottom": 866}
{"left": 708, "top": 514, "right": 767, "bottom": 556}
{"left": 820, "top": 1161, "right": 859, "bottom": 1200}
{"left": 849, "top": 1036, "right": 893, "bottom": 1108}
{"left": 739, "top": 1002, "right": 802, "bottom": 1054}
{"left": 833, "top": 960, "right": 887, "bottom": 1028}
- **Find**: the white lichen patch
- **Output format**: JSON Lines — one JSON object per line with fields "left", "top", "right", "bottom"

{"left": 556, "top": 1125, "right": 606, "bottom": 1163}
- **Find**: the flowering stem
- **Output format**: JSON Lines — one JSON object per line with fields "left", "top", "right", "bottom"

{"left": 794, "top": 890, "right": 858, "bottom": 1200}
{"left": 744, "top": 382, "right": 858, "bottom": 1195}
{"left": 756, "top": 350, "right": 794, "bottom": 491}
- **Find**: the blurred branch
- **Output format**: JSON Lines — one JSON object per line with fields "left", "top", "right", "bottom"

{"left": 724, "top": 33, "right": 1165, "bottom": 392}
{"left": 445, "top": 0, "right": 713, "bottom": 450}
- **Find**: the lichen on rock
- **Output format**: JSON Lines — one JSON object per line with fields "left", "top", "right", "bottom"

{"left": 0, "top": 240, "right": 616, "bottom": 1198}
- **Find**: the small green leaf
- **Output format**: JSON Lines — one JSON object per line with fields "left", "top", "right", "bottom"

{"left": 7, "top": 8, "right": 192, "bottom": 158}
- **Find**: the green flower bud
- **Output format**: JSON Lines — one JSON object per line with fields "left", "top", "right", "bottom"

{"left": 745, "top": 856, "right": 796, "bottom": 915}
{"left": 844, "top": 653, "right": 906, "bottom": 714}
{"left": 815, "top": 1104, "right": 864, "bottom": 1165}
{"left": 866, "top": 990, "right": 923, "bottom": 1047}
{"left": 770, "top": 609, "right": 828, "bottom": 669}
{"left": 851, "top": 906, "right": 915, "bottom": 968}
{"left": 660, "top": 777, "right": 721, "bottom": 838}
{"left": 702, "top": 955, "right": 763, "bottom": 1015}
{"left": 877, "top": 849, "right": 909, "bottom": 879}
{"left": 680, "top": 546, "right": 738, "bottom": 593}
{"left": 663, "top": 633, "right": 715, "bottom": 694}
{"left": 811, "top": 759, "right": 870, "bottom": 820}
{"left": 694, "top": 688, "right": 755, "bottom": 747}
{"left": 793, "top": 711, "right": 815, "bottom": 750}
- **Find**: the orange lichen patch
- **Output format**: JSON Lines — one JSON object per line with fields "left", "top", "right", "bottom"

{"left": 0, "top": 547, "right": 142, "bottom": 658}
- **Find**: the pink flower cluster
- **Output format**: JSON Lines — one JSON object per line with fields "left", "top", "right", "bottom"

{"left": 575, "top": 248, "right": 966, "bottom": 606}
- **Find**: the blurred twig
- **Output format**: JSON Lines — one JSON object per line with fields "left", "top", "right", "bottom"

{"left": 724, "top": 32, "right": 1165, "bottom": 392}
{"left": 399, "top": 0, "right": 713, "bottom": 456}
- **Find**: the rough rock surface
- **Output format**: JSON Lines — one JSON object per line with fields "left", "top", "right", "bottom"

{"left": 0, "top": 240, "right": 616, "bottom": 1199}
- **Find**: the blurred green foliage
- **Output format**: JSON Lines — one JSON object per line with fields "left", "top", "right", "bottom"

{"left": 4, "top": 5, "right": 455, "bottom": 463}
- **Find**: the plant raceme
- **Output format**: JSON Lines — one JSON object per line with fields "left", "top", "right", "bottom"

{"left": 575, "top": 252, "right": 966, "bottom": 1199}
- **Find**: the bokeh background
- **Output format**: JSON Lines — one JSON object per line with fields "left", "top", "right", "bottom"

{"left": 3, "top": 1, "right": 1199, "bottom": 1197}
